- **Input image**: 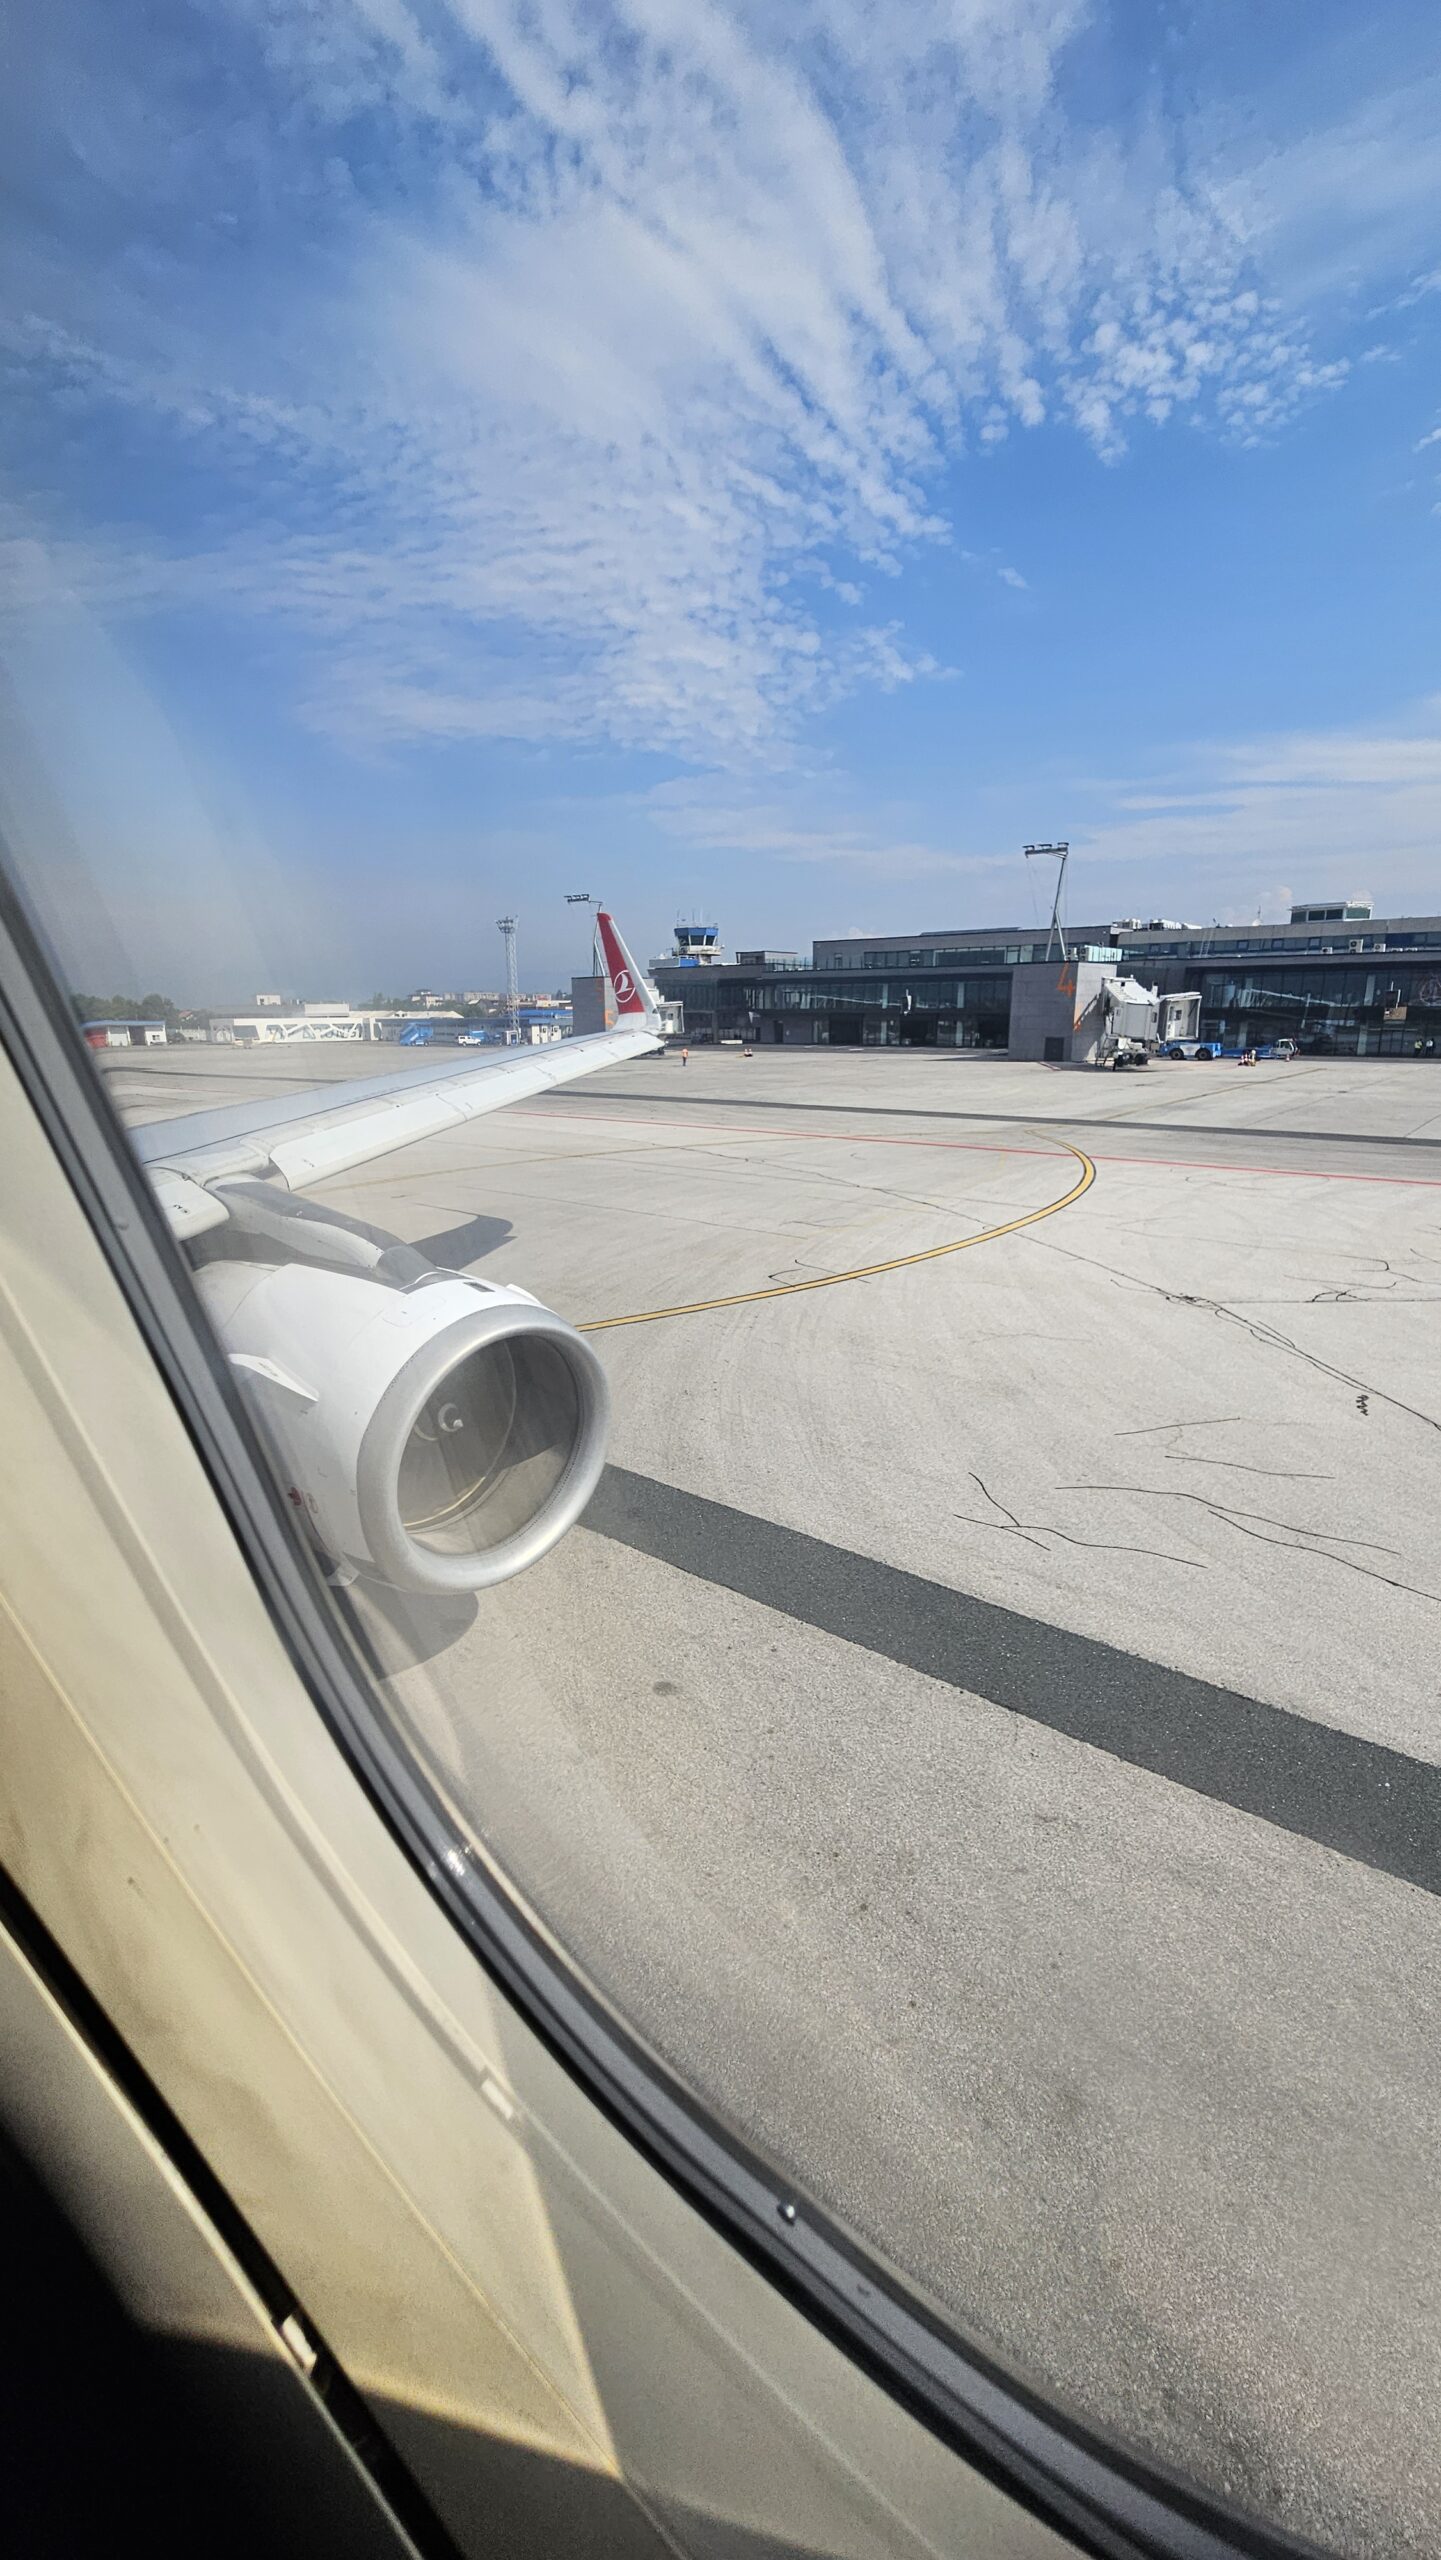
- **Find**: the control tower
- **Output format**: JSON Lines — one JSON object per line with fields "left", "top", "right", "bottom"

{"left": 652, "top": 920, "right": 724, "bottom": 970}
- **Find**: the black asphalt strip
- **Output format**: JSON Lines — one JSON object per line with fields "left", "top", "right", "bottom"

{"left": 585, "top": 1466, "right": 1441, "bottom": 1898}
{"left": 555, "top": 1085, "right": 1441, "bottom": 1153}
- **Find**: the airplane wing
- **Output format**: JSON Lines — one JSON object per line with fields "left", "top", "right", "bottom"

{"left": 134, "top": 910, "right": 663, "bottom": 1242}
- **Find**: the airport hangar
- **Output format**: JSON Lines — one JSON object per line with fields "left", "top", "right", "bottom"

{"left": 652, "top": 898, "right": 1441, "bottom": 1062}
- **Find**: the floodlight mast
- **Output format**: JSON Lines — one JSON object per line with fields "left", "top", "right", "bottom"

{"left": 1023, "top": 842, "right": 1070, "bottom": 963}
{"left": 565, "top": 891, "right": 600, "bottom": 975}
{"left": 496, "top": 915, "right": 520, "bottom": 1043}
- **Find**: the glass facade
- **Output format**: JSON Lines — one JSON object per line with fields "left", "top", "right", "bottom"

{"left": 1198, "top": 966, "right": 1441, "bottom": 1055}
{"left": 655, "top": 967, "right": 1012, "bottom": 1046}
{"left": 656, "top": 946, "right": 1441, "bottom": 1058}
{"left": 817, "top": 942, "right": 1041, "bottom": 969}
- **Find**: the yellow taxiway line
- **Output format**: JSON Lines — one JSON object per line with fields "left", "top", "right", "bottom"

{"left": 579, "top": 1138, "right": 1095, "bottom": 1332}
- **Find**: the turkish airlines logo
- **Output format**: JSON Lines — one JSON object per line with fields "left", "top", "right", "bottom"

{"left": 598, "top": 910, "right": 644, "bottom": 1011}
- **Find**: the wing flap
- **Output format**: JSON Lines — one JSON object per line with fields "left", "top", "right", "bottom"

{"left": 148, "top": 1167, "right": 233, "bottom": 1239}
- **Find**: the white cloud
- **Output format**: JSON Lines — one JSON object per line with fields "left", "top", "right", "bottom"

{"left": 1074, "top": 697, "right": 1441, "bottom": 913}
{"left": 0, "top": 0, "right": 1391, "bottom": 764}
{"left": 997, "top": 564, "right": 1029, "bottom": 589}
{"left": 1378, "top": 265, "right": 1441, "bottom": 316}
{"left": 1212, "top": 74, "right": 1441, "bottom": 309}
{"left": 640, "top": 770, "right": 1013, "bottom": 882}
{"left": 633, "top": 689, "right": 1441, "bottom": 922}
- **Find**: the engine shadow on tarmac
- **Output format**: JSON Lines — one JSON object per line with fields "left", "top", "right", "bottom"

{"left": 340, "top": 1577, "right": 480, "bottom": 1677}
{"left": 410, "top": 1211, "right": 513, "bottom": 1267}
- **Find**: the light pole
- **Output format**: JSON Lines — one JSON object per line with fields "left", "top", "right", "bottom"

{"left": 496, "top": 915, "right": 520, "bottom": 1044}
{"left": 566, "top": 891, "right": 601, "bottom": 979}
{"left": 1023, "top": 842, "right": 1070, "bottom": 963}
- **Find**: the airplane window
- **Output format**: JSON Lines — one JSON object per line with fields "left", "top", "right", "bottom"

{"left": 5, "top": 3, "right": 1441, "bottom": 2554}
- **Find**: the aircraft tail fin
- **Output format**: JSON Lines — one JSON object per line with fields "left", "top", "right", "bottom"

{"left": 596, "top": 910, "right": 660, "bottom": 1026}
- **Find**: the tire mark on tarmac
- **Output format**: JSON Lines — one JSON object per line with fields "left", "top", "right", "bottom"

{"left": 584, "top": 1467, "right": 1441, "bottom": 1899}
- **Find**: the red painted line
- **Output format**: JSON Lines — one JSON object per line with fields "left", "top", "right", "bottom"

{"left": 511, "top": 1106, "right": 1441, "bottom": 1189}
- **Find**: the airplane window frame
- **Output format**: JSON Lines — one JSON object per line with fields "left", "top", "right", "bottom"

{"left": 0, "top": 854, "right": 1322, "bottom": 2560}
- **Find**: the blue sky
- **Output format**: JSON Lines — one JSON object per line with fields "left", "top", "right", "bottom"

{"left": 2, "top": 0, "right": 1439, "bottom": 999}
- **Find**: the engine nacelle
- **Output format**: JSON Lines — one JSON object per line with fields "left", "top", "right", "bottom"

{"left": 195, "top": 1260, "right": 609, "bottom": 1594}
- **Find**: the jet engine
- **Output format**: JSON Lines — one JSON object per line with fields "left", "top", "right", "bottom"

{"left": 194, "top": 1257, "right": 609, "bottom": 1594}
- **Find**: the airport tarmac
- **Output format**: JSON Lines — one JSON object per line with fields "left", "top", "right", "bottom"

{"left": 106, "top": 1043, "right": 1441, "bottom": 2558}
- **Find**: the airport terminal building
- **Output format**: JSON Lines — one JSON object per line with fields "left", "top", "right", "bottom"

{"left": 653, "top": 900, "right": 1441, "bottom": 1058}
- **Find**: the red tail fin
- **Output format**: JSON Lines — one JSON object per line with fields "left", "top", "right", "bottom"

{"left": 596, "top": 910, "right": 652, "bottom": 1018}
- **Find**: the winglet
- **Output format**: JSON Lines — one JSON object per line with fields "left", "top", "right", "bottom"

{"left": 596, "top": 911, "right": 659, "bottom": 1024}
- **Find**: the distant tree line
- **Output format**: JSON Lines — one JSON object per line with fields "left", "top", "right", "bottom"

{"left": 71, "top": 992, "right": 185, "bottom": 1025}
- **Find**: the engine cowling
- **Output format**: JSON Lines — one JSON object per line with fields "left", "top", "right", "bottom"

{"left": 194, "top": 1259, "right": 609, "bottom": 1594}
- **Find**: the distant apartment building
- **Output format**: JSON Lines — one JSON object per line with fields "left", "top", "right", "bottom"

{"left": 515, "top": 1004, "right": 573, "bottom": 1045}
